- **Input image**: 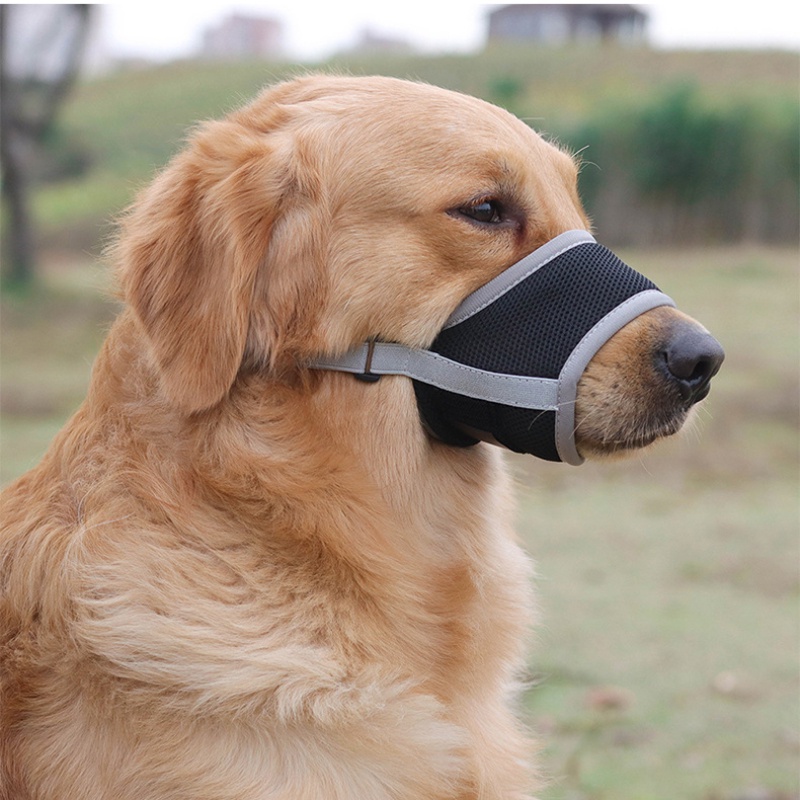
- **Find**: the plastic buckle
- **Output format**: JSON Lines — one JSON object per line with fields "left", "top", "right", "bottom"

{"left": 354, "top": 339, "right": 381, "bottom": 383}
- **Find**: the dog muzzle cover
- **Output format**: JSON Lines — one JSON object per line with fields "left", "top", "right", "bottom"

{"left": 310, "top": 230, "right": 675, "bottom": 465}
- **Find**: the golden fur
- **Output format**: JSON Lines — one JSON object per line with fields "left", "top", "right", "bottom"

{"left": 2, "top": 75, "right": 709, "bottom": 799}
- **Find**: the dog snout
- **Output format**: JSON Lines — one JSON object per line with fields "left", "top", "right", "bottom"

{"left": 659, "top": 323, "right": 725, "bottom": 405}
{"left": 575, "top": 306, "right": 724, "bottom": 459}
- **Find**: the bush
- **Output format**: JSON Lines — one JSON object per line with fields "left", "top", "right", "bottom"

{"left": 557, "top": 84, "right": 799, "bottom": 245}
{"left": 629, "top": 84, "right": 746, "bottom": 203}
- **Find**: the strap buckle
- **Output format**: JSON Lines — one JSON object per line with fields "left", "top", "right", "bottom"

{"left": 354, "top": 339, "right": 381, "bottom": 383}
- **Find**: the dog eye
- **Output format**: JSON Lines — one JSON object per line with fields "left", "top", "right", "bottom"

{"left": 459, "top": 199, "right": 504, "bottom": 225}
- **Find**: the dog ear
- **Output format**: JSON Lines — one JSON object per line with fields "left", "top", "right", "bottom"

{"left": 115, "top": 117, "right": 296, "bottom": 413}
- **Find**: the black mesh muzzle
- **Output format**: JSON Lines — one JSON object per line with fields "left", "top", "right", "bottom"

{"left": 412, "top": 234, "right": 672, "bottom": 463}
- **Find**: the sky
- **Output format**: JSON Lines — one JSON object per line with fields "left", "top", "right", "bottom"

{"left": 96, "top": 2, "right": 800, "bottom": 64}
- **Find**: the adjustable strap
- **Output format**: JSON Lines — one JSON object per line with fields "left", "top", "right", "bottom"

{"left": 310, "top": 342, "right": 560, "bottom": 411}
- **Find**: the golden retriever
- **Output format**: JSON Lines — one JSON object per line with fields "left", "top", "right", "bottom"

{"left": 1, "top": 75, "right": 722, "bottom": 799}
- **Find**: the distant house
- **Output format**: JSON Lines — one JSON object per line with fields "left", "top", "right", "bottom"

{"left": 487, "top": 4, "right": 648, "bottom": 46}
{"left": 201, "top": 14, "right": 283, "bottom": 61}
{"left": 345, "top": 28, "right": 415, "bottom": 56}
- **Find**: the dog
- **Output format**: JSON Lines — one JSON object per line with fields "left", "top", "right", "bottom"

{"left": 1, "top": 75, "right": 723, "bottom": 799}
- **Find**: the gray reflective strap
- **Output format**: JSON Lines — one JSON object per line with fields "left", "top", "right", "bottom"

{"left": 443, "top": 229, "right": 596, "bottom": 329}
{"left": 310, "top": 342, "right": 560, "bottom": 410}
{"left": 554, "top": 289, "right": 676, "bottom": 466}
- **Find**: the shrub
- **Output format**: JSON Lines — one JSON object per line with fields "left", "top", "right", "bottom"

{"left": 556, "top": 83, "right": 799, "bottom": 245}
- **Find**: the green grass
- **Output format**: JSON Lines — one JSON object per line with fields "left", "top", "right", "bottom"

{"left": 0, "top": 260, "right": 119, "bottom": 480}
{"left": 1, "top": 246, "right": 797, "bottom": 799}
{"left": 518, "top": 477, "right": 798, "bottom": 799}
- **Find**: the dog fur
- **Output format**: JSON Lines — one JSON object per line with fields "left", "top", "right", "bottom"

{"left": 2, "top": 75, "right": 712, "bottom": 799}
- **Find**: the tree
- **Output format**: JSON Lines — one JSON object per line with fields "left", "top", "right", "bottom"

{"left": 0, "top": 4, "right": 92, "bottom": 288}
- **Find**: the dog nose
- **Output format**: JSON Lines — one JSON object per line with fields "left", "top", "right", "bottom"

{"left": 662, "top": 326, "right": 725, "bottom": 404}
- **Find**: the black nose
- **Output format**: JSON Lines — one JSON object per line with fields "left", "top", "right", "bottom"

{"left": 662, "top": 326, "right": 725, "bottom": 404}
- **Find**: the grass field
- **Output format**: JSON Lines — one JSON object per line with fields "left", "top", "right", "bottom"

{"left": 515, "top": 246, "right": 799, "bottom": 799}
{"left": 1, "top": 245, "right": 797, "bottom": 800}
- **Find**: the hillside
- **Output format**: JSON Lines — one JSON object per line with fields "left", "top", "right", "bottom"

{"left": 33, "top": 46, "right": 800, "bottom": 253}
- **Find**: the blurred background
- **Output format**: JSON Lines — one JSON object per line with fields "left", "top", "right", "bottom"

{"left": 1, "top": 4, "right": 798, "bottom": 799}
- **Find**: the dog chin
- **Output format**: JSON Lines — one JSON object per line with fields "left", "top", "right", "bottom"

{"left": 576, "top": 407, "right": 695, "bottom": 461}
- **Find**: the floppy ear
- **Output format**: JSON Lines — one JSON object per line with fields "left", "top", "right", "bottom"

{"left": 116, "top": 117, "right": 295, "bottom": 413}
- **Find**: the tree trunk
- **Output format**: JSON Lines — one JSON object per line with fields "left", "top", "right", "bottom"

{"left": 1, "top": 130, "right": 35, "bottom": 288}
{"left": 0, "top": 5, "right": 35, "bottom": 288}
{"left": 0, "top": 4, "right": 92, "bottom": 288}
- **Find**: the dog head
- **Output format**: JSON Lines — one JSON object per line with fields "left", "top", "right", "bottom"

{"left": 116, "top": 75, "right": 722, "bottom": 462}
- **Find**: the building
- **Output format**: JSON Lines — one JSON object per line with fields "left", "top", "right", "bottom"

{"left": 487, "top": 4, "right": 648, "bottom": 46}
{"left": 201, "top": 14, "right": 283, "bottom": 61}
{"left": 344, "top": 28, "right": 415, "bottom": 56}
